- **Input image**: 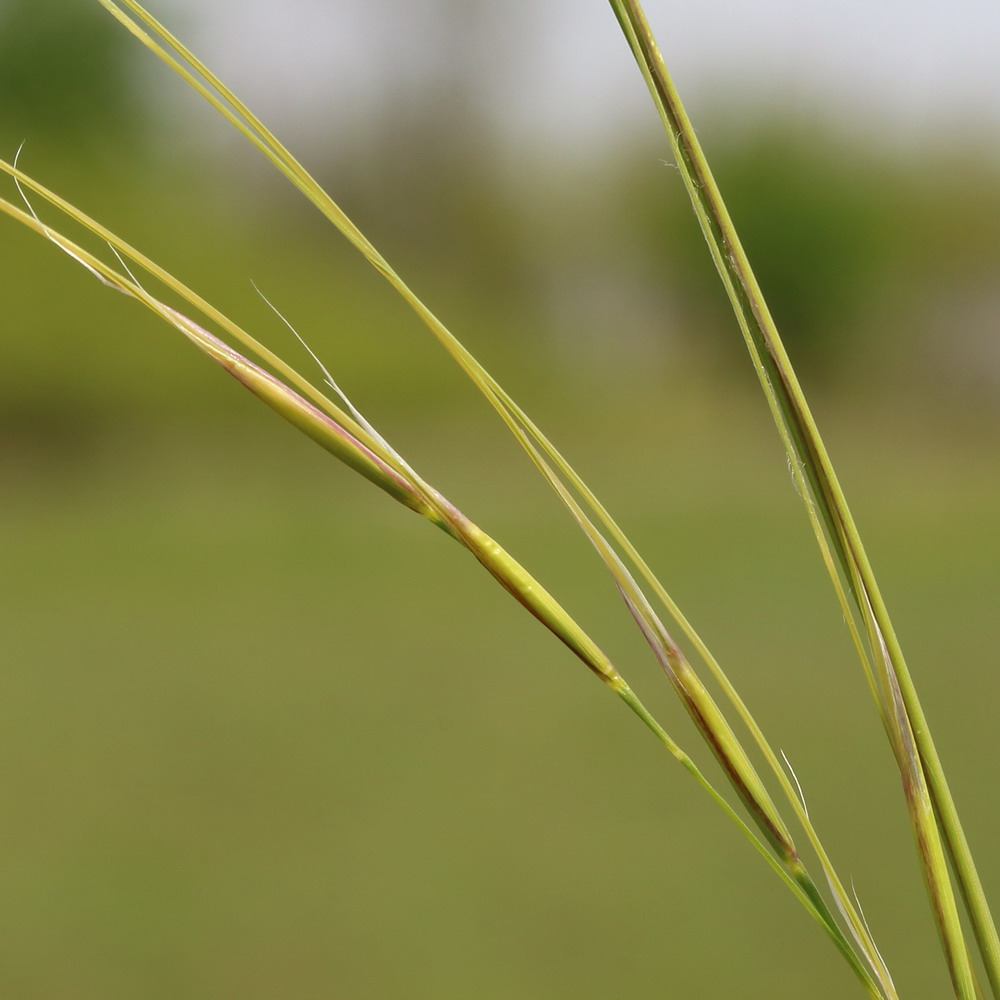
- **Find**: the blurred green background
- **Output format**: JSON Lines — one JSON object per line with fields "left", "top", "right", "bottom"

{"left": 2, "top": 2, "right": 1000, "bottom": 998}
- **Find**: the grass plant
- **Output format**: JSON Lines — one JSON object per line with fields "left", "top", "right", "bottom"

{"left": 2, "top": 1, "right": 996, "bottom": 997}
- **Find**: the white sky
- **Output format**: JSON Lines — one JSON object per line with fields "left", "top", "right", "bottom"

{"left": 154, "top": 0, "right": 1000, "bottom": 150}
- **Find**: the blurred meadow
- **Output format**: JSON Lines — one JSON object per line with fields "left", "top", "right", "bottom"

{"left": 2, "top": 1, "right": 1000, "bottom": 998}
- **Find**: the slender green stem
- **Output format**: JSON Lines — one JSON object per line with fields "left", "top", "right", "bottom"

{"left": 607, "top": 2, "right": 996, "bottom": 997}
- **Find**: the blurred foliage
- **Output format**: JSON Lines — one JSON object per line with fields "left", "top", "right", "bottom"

{"left": 5, "top": 119, "right": 1000, "bottom": 422}
{"left": 617, "top": 114, "right": 1000, "bottom": 383}
{"left": 620, "top": 117, "right": 899, "bottom": 374}
{"left": 0, "top": 0, "right": 145, "bottom": 147}
{"left": 2, "top": 4, "right": 1000, "bottom": 417}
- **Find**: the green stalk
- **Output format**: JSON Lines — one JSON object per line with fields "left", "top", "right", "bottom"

{"left": 83, "top": 4, "right": 902, "bottom": 991}
{"left": 606, "top": 2, "right": 995, "bottom": 997}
